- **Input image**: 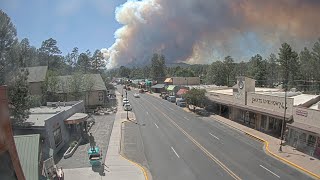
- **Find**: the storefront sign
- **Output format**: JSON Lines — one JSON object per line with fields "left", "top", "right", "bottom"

{"left": 251, "top": 97, "right": 286, "bottom": 109}
{"left": 296, "top": 109, "right": 308, "bottom": 117}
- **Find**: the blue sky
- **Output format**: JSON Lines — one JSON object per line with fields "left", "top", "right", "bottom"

{"left": 1, "top": 0, "right": 127, "bottom": 54}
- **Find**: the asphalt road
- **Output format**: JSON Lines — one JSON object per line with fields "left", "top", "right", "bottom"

{"left": 122, "top": 88, "right": 313, "bottom": 180}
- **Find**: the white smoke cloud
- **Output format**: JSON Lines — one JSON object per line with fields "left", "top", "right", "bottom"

{"left": 103, "top": 0, "right": 320, "bottom": 68}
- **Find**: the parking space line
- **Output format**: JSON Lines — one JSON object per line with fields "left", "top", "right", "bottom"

{"left": 184, "top": 117, "right": 190, "bottom": 121}
{"left": 171, "top": 147, "right": 180, "bottom": 158}
{"left": 154, "top": 123, "right": 159, "bottom": 128}
{"left": 259, "top": 165, "right": 280, "bottom": 178}
{"left": 209, "top": 133, "right": 220, "bottom": 140}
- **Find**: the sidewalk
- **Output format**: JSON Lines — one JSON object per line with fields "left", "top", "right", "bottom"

{"left": 64, "top": 91, "right": 146, "bottom": 180}
{"left": 209, "top": 114, "right": 320, "bottom": 179}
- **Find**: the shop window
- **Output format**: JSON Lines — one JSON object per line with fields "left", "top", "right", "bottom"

{"left": 269, "top": 118, "right": 275, "bottom": 130}
{"left": 308, "top": 135, "right": 316, "bottom": 147}
{"left": 261, "top": 115, "right": 267, "bottom": 129}
{"left": 53, "top": 127, "right": 62, "bottom": 147}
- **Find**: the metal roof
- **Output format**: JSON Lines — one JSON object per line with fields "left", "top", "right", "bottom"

{"left": 151, "top": 84, "right": 165, "bottom": 89}
{"left": 166, "top": 85, "right": 177, "bottom": 91}
{"left": 25, "top": 66, "right": 48, "bottom": 83}
{"left": 14, "top": 134, "right": 40, "bottom": 180}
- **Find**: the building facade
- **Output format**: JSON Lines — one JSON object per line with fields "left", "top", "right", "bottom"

{"left": 206, "top": 77, "right": 320, "bottom": 159}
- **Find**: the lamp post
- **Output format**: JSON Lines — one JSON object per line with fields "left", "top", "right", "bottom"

{"left": 279, "top": 84, "right": 287, "bottom": 152}
{"left": 126, "top": 90, "right": 129, "bottom": 120}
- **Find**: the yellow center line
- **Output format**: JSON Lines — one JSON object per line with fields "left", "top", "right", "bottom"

{"left": 145, "top": 100, "right": 242, "bottom": 180}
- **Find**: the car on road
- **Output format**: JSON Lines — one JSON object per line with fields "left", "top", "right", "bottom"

{"left": 176, "top": 98, "right": 186, "bottom": 107}
{"left": 139, "top": 89, "right": 144, "bottom": 93}
{"left": 123, "top": 99, "right": 129, "bottom": 106}
{"left": 167, "top": 96, "right": 176, "bottom": 103}
{"left": 134, "top": 93, "right": 140, "bottom": 98}
{"left": 124, "top": 103, "right": 132, "bottom": 111}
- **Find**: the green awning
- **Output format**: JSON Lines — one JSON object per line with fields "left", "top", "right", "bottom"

{"left": 166, "top": 85, "right": 176, "bottom": 91}
{"left": 14, "top": 134, "right": 40, "bottom": 180}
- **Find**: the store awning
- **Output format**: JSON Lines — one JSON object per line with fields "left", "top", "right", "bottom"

{"left": 151, "top": 84, "right": 165, "bottom": 89}
{"left": 287, "top": 122, "right": 320, "bottom": 135}
{"left": 164, "top": 78, "right": 172, "bottom": 83}
{"left": 64, "top": 113, "right": 88, "bottom": 124}
{"left": 166, "top": 85, "right": 176, "bottom": 91}
{"left": 177, "top": 88, "right": 188, "bottom": 95}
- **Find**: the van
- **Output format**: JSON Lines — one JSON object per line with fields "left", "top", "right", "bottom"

{"left": 168, "top": 96, "right": 176, "bottom": 103}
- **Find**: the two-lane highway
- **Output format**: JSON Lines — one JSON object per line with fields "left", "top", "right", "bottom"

{"left": 123, "top": 88, "right": 313, "bottom": 180}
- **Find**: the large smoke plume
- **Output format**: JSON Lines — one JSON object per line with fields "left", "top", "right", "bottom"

{"left": 102, "top": 0, "right": 320, "bottom": 68}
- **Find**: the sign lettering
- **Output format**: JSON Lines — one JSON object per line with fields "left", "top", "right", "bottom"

{"left": 296, "top": 109, "right": 308, "bottom": 117}
{"left": 251, "top": 97, "right": 286, "bottom": 109}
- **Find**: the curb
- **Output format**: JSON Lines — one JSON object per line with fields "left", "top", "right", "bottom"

{"left": 210, "top": 116, "right": 320, "bottom": 180}
{"left": 120, "top": 121, "right": 150, "bottom": 180}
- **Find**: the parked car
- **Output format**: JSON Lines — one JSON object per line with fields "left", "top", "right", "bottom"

{"left": 124, "top": 103, "right": 132, "bottom": 111}
{"left": 139, "top": 89, "right": 144, "bottom": 93}
{"left": 168, "top": 96, "right": 176, "bottom": 103}
{"left": 176, "top": 99, "right": 186, "bottom": 107}
{"left": 134, "top": 93, "right": 140, "bottom": 98}
{"left": 123, "top": 99, "right": 129, "bottom": 106}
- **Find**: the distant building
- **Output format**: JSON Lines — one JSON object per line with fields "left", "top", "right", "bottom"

{"left": 54, "top": 74, "right": 107, "bottom": 107}
{"left": 164, "top": 77, "right": 200, "bottom": 86}
{"left": 0, "top": 86, "right": 25, "bottom": 180}
{"left": 205, "top": 76, "right": 320, "bottom": 159}
{"left": 25, "top": 66, "right": 48, "bottom": 96}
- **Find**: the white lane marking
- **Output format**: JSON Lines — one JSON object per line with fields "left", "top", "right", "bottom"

{"left": 146, "top": 111, "right": 149, "bottom": 115}
{"left": 171, "top": 147, "right": 180, "bottom": 158}
{"left": 168, "top": 107, "right": 174, "bottom": 111}
{"left": 184, "top": 117, "right": 190, "bottom": 121}
{"left": 154, "top": 123, "right": 159, "bottom": 128}
{"left": 209, "top": 133, "right": 220, "bottom": 140}
{"left": 259, "top": 165, "right": 280, "bottom": 178}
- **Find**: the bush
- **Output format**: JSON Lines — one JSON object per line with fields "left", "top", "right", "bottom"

{"left": 70, "top": 141, "right": 77, "bottom": 148}
{"left": 29, "top": 95, "right": 42, "bottom": 108}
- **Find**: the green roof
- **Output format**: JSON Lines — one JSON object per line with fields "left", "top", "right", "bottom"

{"left": 14, "top": 134, "right": 40, "bottom": 180}
{"left": 151, "top": 84, "right": 165, "bottom": 89}
{"left": 166, "top": 85, "right": 177, "bottom": 91}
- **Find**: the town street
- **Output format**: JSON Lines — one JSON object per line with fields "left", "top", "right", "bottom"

{"left": 124, "top": 88, "right": 313, "bottom": 180}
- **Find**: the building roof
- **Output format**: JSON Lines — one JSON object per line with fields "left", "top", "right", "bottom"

{"left": 151, "top": 84, "right": 165, "bottom": 89}
{"left": 14, "top": 134, "right": 40, "bottom": 180}
{"left": 164, "top": 78, "right": 172, "bottom": 83}
{"left": 209, "top": 88, "right": 233, "bottom": 95}
{"left": 64, "top": 113, "right": 88, "bottom": 124}
{"left": 292, "top": 94, "right": 319, "bottom": 106}
{"left": 177, "top": 88, "right": 188, "bottom": 95}
{"left": 166, "top": 85, "right": 177, "bottom": 91}
{"left": 287, "top": 122, "right": 320, "bottom": 135}
{"left": 309, "top": 101, "right": 320, "bottom": 110}
{"left": 25, "top": 66, "right": 48, "bottom": 83}
{"left": 55, "top": 74, "right": 107, "bottom": 93}
{"left": 27, "top": 106, "right": 72, "bottom": 126}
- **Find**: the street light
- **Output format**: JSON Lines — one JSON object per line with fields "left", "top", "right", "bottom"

{"left": 279, "top": 84, "right": 287, "bottom": 152}
{"left": 126, "top": 90, "right": 129, "bottom": 120}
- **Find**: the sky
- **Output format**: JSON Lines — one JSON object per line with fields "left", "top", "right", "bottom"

{"left": 1, "top": 0, "right": 320, "bottom": 69}
{"left": 1, "top": 0, "right": 127, "bottom": 55}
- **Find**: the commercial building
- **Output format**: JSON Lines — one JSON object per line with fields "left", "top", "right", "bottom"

{"left": 206, "top": 77, "right": 320, "bottom": 158}
{"left": 164, "top": 77, "right": 200, "bottom": 86}
{"left": 13, "top": 101, "right": 87, "bottom": 159}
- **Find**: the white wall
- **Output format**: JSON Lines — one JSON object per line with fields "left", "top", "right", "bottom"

{"left": 293, "top": 107, "right": 320, "bottom": 128}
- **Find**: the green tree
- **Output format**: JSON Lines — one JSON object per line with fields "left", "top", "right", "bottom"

{"left": 0, "top": 10, "right": 18, "bottom": 84}
{"left": 206, "top": 61, "right": 226, "bottom": 86}
{"left": 91, "top": 49, "right": 106, "bottom": 73}
{"left": 175, "top": 68, "right": 195, "bottom": 77}
{"left": 118, "top": 66, "right": 131, "bottom": 78}
{"left": 8, "top": 69, "right": 31, "bottom": 126}
{"left": 43, "top": 70, "right": 59, "bottom": 102}
{"left": 311, "top": 39, "right": 320, "bottom": 92}
{"left": 266, "top": 53, "right": 279, "bottom": 87}
{"left": 278, "top": 43, "right": 299, "bottom": 88}
{"left": 184, "top": 88, "right": 207, "bottom": 111}
{"left": 151, "top": 53, "right": 166, "bottom": 79}
{"left": 247, "top": 54, "right": 267, "bottom": 87}
{"left": 77, "top": 51, "right": 92, "bottom": 73}
{"left": 69, "top": 71, "right": 85, "bottom": 100}
{"left": 223, "top": 56, "right": 235, "bottom": 86}
{"left": 39, "top": 38, "right": 62, "bottom": 68}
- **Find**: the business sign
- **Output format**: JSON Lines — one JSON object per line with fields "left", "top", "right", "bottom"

{"left": 251, "top": 97, "right": 286, "bottom": 109}
{"left": 296, "top": 109, "right": 308, "bottom": 117}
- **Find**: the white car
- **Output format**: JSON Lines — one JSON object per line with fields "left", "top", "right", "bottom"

{"left": 134, "top": 93, "right": 140, "bottom": 98}
{"left": 123, "top": 99, "right": 129, "bottom": 106}
{"left": 124, "top": 103, "right": 132, "bottom": 111}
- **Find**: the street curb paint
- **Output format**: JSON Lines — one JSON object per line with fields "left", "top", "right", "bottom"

{"left": 211, "top": 117, "right": 320, "bottom": 180}
{"left": 120, "top": 121, "right": 150, "bottom": 180}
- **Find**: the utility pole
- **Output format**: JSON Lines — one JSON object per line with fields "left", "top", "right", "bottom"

{"left": 279, "top": 83, "right": 287, "bottom": 152}
{"left": 126, "top": 90, "right": 129, "bottom": 120}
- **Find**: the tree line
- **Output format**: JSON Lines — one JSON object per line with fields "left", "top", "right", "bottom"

{"left": 0, "top": 10, "right": 107, "bottom": 125}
